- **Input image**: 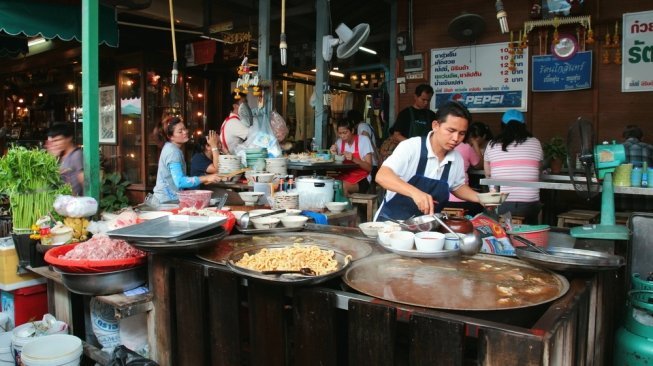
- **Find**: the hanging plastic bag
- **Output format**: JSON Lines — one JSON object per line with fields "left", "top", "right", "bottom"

{"left": 239, "top": 105, "right": 283, "bottom": 158}
{"left": 269, "top": 110, "right": 289, "bottom": 142}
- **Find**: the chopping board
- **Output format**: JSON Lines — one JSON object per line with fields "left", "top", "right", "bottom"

{"left": 197, "top": 232, "right": 374, "bottom": 265}
{"left": 343, "top": 254, "right": 569, "bottom": 311}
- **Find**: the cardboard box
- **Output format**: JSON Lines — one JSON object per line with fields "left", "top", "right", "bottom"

{"left": 0, "top": 245, "right": 45, "bottom": 292}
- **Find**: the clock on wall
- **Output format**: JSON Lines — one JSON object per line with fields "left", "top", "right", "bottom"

{"left": 551, "top": 34, "right": 579, "bottom": 60}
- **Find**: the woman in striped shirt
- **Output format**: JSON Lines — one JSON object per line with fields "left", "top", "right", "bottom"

{"left": 484, "top": 110, "right": 543, "bottom": 224}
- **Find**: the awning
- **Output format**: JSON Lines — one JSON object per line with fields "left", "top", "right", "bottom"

{"left": 0, "top": 1, "right": 119, "bottom": 47}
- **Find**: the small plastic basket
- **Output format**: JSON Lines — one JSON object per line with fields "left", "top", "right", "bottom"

{"left": 507, "top": 225, "right": 550, "bottom": 247}
{"left": 632, "top": 273, "right": 653, "bottom": 291}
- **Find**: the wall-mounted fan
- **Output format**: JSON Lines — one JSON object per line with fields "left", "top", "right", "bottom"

{"left": 447, "top": 13, "right": 486, "bottom": 42}
{"left": 322, "top": 23, "right": 370, "bottom": 62}
{"left": 567, "top": 117, "right": 629, "bottom": 240}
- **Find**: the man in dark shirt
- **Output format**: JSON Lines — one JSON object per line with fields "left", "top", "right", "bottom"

{"left": 623, "top": 124, "right": 653, "bottom": 168}
{"left": 391, "top": 84, "right": 437, "bottom": 139}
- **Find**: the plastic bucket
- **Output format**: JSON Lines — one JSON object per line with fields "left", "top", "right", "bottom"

{"left": 12, "top": 321, "right": 68, "bottom": 365}
{"left": 20, "top": 334, "right": 82, "bottom": 366}
{"left": 0, "top": 332, "right": 13, "bottom": 366}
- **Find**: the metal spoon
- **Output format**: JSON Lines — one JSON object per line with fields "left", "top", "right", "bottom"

{"left": 238, "top": 209, "right": 288, "bottom": 229}
{"left": 512, "top": 235, "right": 550, "bottom": 255}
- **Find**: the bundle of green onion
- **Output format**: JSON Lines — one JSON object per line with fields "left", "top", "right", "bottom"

{"left": 0, "top": 146, "right": 72, "bottom": 230}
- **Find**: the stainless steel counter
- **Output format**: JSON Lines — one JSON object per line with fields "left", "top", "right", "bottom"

{"left": 480, "top": 174, "right": 653, "bottom": 195}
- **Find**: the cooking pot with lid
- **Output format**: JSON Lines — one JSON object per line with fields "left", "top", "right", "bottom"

{"left": 295, "top": 176, "right": 334, "bottom": 210}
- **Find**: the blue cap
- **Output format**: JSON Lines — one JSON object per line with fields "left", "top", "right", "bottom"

{"left": 502, "top": 109, "right": 525, "bottom": 124}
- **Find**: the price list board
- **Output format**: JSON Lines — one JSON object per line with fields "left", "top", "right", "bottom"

{"left": 430, "top": 42, "right": 529, "bottom": 113}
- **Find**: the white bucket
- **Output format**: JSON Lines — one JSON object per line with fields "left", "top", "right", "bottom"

{"left": 0, "top": 332, "right": 13, "bottom": 366}
{"left": 12, "top": 321, "right": 68, "bottom": 365}
{"left": 20, "top": 334, "right": 82, "bottom": 366}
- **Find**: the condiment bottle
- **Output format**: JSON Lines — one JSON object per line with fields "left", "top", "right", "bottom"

{"left": 642, "top": 162, "right": 649, "bottom": 188}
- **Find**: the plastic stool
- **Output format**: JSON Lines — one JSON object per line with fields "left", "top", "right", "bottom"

{"left": 556, "top": 210, "right": 600, "bottom": 228}
{"left": 349, "top": 193, "right": 378, "bottom": 222}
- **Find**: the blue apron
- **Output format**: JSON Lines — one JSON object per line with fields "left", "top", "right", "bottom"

{"left": 378, "top": 136, "right": 452, "bottom": 221}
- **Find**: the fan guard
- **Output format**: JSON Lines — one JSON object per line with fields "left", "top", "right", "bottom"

{"left": 447, "top": 13, "right": 486, "bottom": 42}
{"left": 322, "top": 23, "right": 370, "bottom": 61}
{"left": 567, "top": 117, "right": 600, "bottom": 200}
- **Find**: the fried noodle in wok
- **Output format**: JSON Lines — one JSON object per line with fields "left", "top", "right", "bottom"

{"left": 235, "top": 244, "right": 344, "bottom": 275}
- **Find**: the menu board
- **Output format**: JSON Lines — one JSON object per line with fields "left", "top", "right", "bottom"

{"left": 622, "top": 10, "right": 653, "bottom": 92}
{"left": 430, "top": 42, "right": 529, "bottom": 113}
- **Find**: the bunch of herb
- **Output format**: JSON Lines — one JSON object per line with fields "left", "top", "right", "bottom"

{"left": 0, "top": 146, "right": 71, "bottom": 230}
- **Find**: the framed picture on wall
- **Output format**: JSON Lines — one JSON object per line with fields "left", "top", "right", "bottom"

{"left": 99, "top": 85, "right": 116, "bottom": 144}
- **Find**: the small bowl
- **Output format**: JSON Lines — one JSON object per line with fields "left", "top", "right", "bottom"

{"left": 285, "top": 209, "right": 302, "bottom": 216}
{"left": 444, "top": 233, "right": 461, "bottom": 250}
{"left": 377, "top": 224, "right": 402, "bottom": 246}
{"left": 239, "top": 192, "right": 264, "bottom": 206}
{"left": 252, "top": 173, "right": 275, "bottom": 183}
{"left": 334, "top": 154, "right": 345, "bottom": 163}
{"left": 358, "top": 222, "right": 388, "bottom": 238}
{"left": 231, "top": 211, "right": 247, "bottom": 221}
{"left": 388, "top": 231, "right": 415, "bottom": 250}
{"left": 51, "top": 226, "right": 73, "bottom": 245}
{"left": 250, "top": 216, "right": 280, "bottom": 229}
{"left": 414, "top": 232, "right": 445, "bottom": 252}
{"left": 325, "top": 202, "right": 348, "bottom": 213}
{"left": 280, "top": 215, "right": 309, "bottom": 228}
{"left": 477, "top": 192, "right": 509, "bottom": 205}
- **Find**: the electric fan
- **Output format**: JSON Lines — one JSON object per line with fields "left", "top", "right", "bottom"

{"left": 322, "top": 23, "right": 370, "bottom": 62}
{"left": 566, "top": 117, "right": 629, "bottom": 240}
{"left": 447, "top": 13, "right": 486, "bottom": 42}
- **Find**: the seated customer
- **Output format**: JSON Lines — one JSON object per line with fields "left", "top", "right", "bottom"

{"left": 329, "top": 119, "right": 374, "bottom": 196}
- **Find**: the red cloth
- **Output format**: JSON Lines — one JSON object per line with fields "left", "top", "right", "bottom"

{"left": 337, "top": 135, "right": 369, "bottom": 184}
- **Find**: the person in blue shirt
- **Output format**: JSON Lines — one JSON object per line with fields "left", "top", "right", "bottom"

{"left": 152, "top": 117, "right": 221, "bottom": 204}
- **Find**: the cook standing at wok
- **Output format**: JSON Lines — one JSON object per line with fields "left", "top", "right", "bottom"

{"left": 374, "top": 101, "right": 481, "bottom": 221}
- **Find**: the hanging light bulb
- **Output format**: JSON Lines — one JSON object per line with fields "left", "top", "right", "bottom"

{"left": 495, "top": 0, "right": 509, "bottom": 34}
{"left": 171, "top": 61, "right": 178, "bottom": 85}
{"left": 280, "top": 33, "right": 288, "bottom": 66}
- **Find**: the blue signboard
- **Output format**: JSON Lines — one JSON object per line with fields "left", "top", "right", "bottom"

{"left": 434, "top": 91, "right": 525, "bottom": 110}
{"left": 532, "top": 51, "right": 592, "bottom": 92}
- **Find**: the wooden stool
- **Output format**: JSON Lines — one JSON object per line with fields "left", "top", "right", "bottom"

{"left": 556, "top": 210, "right": 600, "bottom": 228}
{"left": 442, "top": 208, "right": 466, "bottom": 218}
{"left": 499, "top": 216, "right": 525, "bottom": 226}
{"left": 615, "top": 212, "right": 630, "bottom": 226}
{"left": 349, "top": 193, "right": 379, "bottom": 222}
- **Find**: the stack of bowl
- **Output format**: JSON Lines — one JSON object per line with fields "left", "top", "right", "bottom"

{"left": 265, "top": 157, "right": 288, "bottom": 176}
{"left": 219, "top": 155, "right": 243, "bottom": 181}
{"left": 273, "top": 192, "right": 299, "bottom": 210}
{"left": 246, "top": 148, "right": 268, "bottom": 170}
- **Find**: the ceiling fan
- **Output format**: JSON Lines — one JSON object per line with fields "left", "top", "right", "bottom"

{"left": 322, "top": 22, "right": 370, "bottom": 62}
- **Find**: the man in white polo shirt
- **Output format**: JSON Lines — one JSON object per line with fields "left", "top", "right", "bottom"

{"left": 375, "top": 101, "right": 481, "bottom": 221}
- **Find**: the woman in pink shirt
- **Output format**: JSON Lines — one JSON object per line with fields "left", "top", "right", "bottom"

{"left": 484, "top": 110, "right": 543, "bottom": 224}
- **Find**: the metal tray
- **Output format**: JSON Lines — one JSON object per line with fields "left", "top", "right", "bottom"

{"left": 227, "top": 243, "right": 351, "bottom": 285}
{"left": 53, "top": 265, "right": 146, "bottom": 296}
{"left": 129, "top": 226, "right": 228, "bottom": 253}
{"left": 197, "top": 232, "right": 374, "bottom": 265}
{"left": 377, "top": 237, "right": 461, "bottom": 258}
{"left": 107, "top": 215, "right": 226, "bottom": 243}
{"left": 514, "top": 246, "right": 625, "bottom": 272}
{"left": 343, "top": 254, "right": 569, "bottom": 311}
{"left": 236, "top": 225, "right": 305, "bottom": 234}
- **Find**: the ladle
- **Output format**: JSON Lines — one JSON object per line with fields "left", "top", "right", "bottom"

{"left": 238, "top": 209, "right": 288, "bottom": 229}
{"left": 511, "top": 235, "right": 550, "bottom": 255}
{"left": 380, "top": 214, "right": 436, "bottom": 232}
{"left": 261, "top": 267, "right": 317, "bottom": 276}
{"left": 431, "top": 214, "right": 482, "bottom": 255}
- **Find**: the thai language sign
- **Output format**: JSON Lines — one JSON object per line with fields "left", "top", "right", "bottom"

{"left": 532, "top": 51, "right": 592, "bottom": 92}
{"left": 622, "top": 10, "right": 653, "bottom": 92}
{"left": 430, "top": 43, "right": 529, "bottom": 113}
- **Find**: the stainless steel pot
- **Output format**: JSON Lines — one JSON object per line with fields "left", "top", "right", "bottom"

{"left": 53, "top": 265, "right": 146, "bottom": 295}
{"left": 295, "top": 176, "right": 334, "bottom": 210}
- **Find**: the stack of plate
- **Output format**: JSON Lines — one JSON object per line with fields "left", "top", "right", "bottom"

{"left": 246, "top": 148, "right": 268, "bottom": 170}
{"left": 273, "top": 192, "right": 299, "bottom": 209}
{"left": 266, "top": 157, "right": 288, "bottom": 176}
{"left": 219, "top": 155, "right": 242, "bottom": 179}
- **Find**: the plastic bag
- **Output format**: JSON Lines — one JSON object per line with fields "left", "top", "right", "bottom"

{"left": 238, "top": 106, "right": 283, "bottom": 158}
{"left": 54, "top": 195, "right": 98, "bottom": 217}
{"left": 91, "top": 298, "right": 121, "bottom": 352}
{"left": 270, "top": 110, "right": 289, "bottom": 142}
{"left": 107, "top": 345, "right": 159, "bottom": 366}
{"left": 471, "top": 213, "right": 515, "bottom": 256}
